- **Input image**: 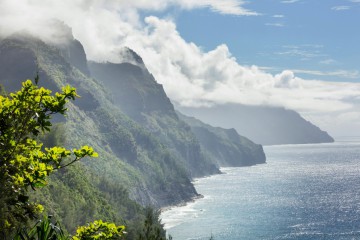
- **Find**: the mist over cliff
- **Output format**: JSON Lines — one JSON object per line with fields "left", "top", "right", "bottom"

{"left": 177, "top": 104, "right": 334, "bottom": 145}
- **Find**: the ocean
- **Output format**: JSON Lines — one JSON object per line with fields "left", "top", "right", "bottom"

{"left": 161, "top": 138, "right": 360, "bottom": 240}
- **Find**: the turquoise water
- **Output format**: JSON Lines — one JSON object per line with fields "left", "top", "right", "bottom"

{"left": 161, "top": 139, "right": 360, "bottom": 239}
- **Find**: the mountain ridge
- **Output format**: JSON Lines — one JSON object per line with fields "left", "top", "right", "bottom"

{"left": 0, "top": 32, "right": 266, "bottom": 232}
{"left": 88, "top": 60, "right": 221, "bottom": 178}
{"left": 177, "top": 104, "right": 334, "bottom": 145}
{"left": 177, "top": 111, "right": 266, "bottom": 167}
{"left": 0, "top": 34, "right": 197, "bottom": 230}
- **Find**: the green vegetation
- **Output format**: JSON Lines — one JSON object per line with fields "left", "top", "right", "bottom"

{"left": 177, "top": 111, "right": 266, "bottom": 167}
{"left": 136, "top": 208, "right": 166, "bottom": 240}
{"left": 73, "top": 220, "right": 125, "bottom": 240}
{"left": 14, "top": 215, "right": 125, "bottom": 240}
{"left": 14, "top": 216, "right": 68, "bottom": 240}
{"left": 0, "top": 32, "right": 266, "bottom": 239}
{"left": 0, "top": 35, "right": 182, "bottom": 238}
{"left": 88, "top": 61, "right": 219, "bottom": 178}
{"left": 0, "top": 80, "right": 97, "bottom": 235}
{"left": 0, "top": 79, "right": 170, "bottom": 239}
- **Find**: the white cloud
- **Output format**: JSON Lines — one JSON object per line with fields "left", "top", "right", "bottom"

{"left": 276, "top": 49, "right": 323, "bottom": 59}
{"left": 281, "top": 0, "right": 300, "bottom": 3}
{"left": 188, "top": 0, "right": 259, "bottom": 16}
{"left": 116, "top": 0, "right": 260, "bottom": 15}
{"left": 117, "top": 17, "right": 360, "bottom": 114}
{"left": 1, "top": 0, "right": 360, "bottom": 135}
{"left": 275, "top": 44, "right": 330, "bottom": 62}
{"left": 0, "top": 0, "right": 257, "bottom": 55}
{"left": 265, "top": 23, "right": 285, "bottom": 27}
{"left": 0, "top": 0, "right": 258, "bottom": 20}
{"left": 273, "top": 14, "right": 285, "bottom": 18}
{"left": 320, "top": 59, "right": 337, "bottom": 65}
{"left": 331, "top": 5, "right": 351, "bottom": 11}
{"left": 290, "top": 69, "right": 360, "bottom": 79}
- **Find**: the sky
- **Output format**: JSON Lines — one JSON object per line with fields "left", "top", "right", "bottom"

{"left": 172, "top": 1, "right": 360, "bottom": 82}
{"left": 0, "top": 0, "right": 359, "bottom": 137}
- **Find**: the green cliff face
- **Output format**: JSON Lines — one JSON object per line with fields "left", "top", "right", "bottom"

{"left": 177, "top": 112, "right": 266, "bottom": 167}
{"left": 0, "top": 31, "right": 267, "bottom": 232}
{"left": 0, "top": 34, "right": 197, "bottom": 231}
{"left": 88, "top": 58, "right": 219, "bottom": 178}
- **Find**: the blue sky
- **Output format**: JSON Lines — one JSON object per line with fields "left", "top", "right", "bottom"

{"left": 151, "top": 0, "right": 360, "bottom": 82}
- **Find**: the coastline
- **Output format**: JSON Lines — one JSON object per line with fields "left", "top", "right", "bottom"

{"left": 160, "top": 164, "right": 266, "bottom": 214}
{"left": 160, "top": 169, "right": 226, "bottom": 213}
{"left": 160, "top": 193, "right": 204, "bottom": 213}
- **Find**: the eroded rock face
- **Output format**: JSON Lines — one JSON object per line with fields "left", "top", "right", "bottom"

{"left": 88, "top": 61, "right": 174, "bottom": 118}
{"left": 177, "top": 111, "right": 266, "bottom": 167}
{"left": 0, "top": 33, "right": 199, "bottom": 211}
{"left": 88, "top": 58, "right": 220, "bottom": 178}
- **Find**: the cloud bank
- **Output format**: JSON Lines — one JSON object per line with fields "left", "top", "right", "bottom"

{"left": 1, "top": 0, "right": 360, "bottom": 135}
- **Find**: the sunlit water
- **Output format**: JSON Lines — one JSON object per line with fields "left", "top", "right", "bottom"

{"left": 161, "top": 138, "right": 360, "bottom": 239}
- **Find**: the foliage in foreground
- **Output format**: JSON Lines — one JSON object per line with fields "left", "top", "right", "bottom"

{"left": 0, "top": 79, "right": 173, "bottom": 240}
{"left": 0, "top": 79, "right": 123, "bottom": 238}
{"left": 14, "top": 216, "right": 125, "bottom": 240}
{"left": 136, "top": 207, "right": 166, "bottom": 240}
{"left": 14, "top": 216, "right": 67, "bottom": 240}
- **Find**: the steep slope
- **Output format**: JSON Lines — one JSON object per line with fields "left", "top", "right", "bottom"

{"left": 0, "top": 33, "right": 198, "bottom": 231}
{"left": 0, "top": 29, "right": 277, "bottom": 235}
{"left": 88, "top": 53, "right": 219, "bottom": 178}
{"left": 177, "top": 112, "right": 266, "bottom": 167}
{"left": 56, "top": 38, "right": 90, "bottom": 76}
{"left": 178, "top": 104, "right": 334, "bottom": 145}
